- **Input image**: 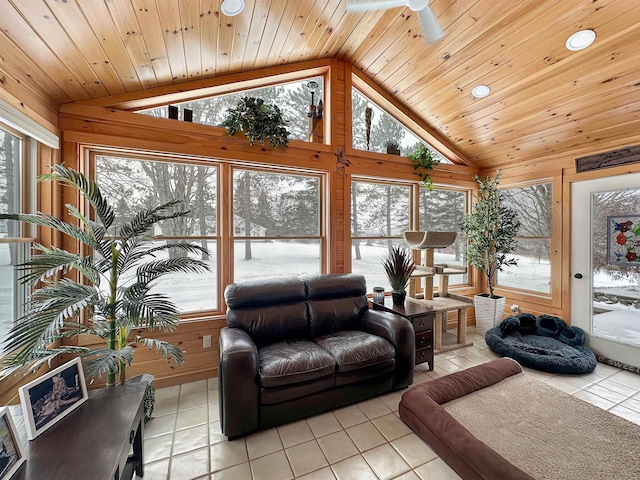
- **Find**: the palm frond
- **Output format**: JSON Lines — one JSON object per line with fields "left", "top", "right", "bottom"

{"left": 82, "top": 346, "right": 135, "bottom": 380}
{"left": 66, "top": 204, "right": 109, "bottom": 247}
{"left": 145, "top": 242, "right": 210, "bottom": 257}
{"left": 1, "top": 346, "right": 90, "bottom": 377}
{"left": 18, "top": 245, "right": 100, "bottom": 286}
{"left": 2, "top": 311, "right": 84, "bottom": 356}
{"left": 118, "top": 200, "right": 185, "bottom": 241}
{"left": 118, "top": 241, "right": 210, "bottom": 275}
{"left": 121, "top": 291, "right": 180, "bottom": 330}
{"left": 0, "top": 212, "right": 101, "bottom": 250}
{"left": 40, "top": 164, "right": 115, "bottom": 230}
{"left": 137, "top": 257, "right": 210, "bottom": 284}
{"left": 137, "top": 337, "right": 185, "bottom": 366}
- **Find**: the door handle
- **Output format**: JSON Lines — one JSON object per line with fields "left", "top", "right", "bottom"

{"left": 574, "top": 273, "right": 583, "bottom": 279}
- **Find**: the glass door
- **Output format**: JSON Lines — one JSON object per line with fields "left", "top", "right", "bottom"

{"left": 571, "top": 173, "right": 640, "bottom": 369}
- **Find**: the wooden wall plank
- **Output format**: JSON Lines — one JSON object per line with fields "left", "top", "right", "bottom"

{"left": 10, "top": 0, "right": 108, "bottom": 99}
{"left": 44, "top": 0, "right": 126, "bottom": 96}
{"left": 103, "top": 0, "right": 159, "bottom": 89}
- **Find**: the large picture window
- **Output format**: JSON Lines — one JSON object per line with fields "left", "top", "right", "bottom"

{"left": 0, "top": 126, "right": 29, "bottom": 340}
{"left": 351, "top": 180, "right": 411, "bottom": 292}
{"left": 498, "top": 182, "right": 553, "bottom": 293}
{"left": 232, "top": 168, "right": 324, "bottom": 282}
{"left": 94, "top": 155, "right": 218, "bottom": 313}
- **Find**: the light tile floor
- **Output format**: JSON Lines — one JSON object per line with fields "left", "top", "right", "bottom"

{"left": 142, "top": 327, "right": 640, "bottom": 480}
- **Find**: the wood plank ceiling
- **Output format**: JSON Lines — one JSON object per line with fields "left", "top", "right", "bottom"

{"left": 1, "top": 0, "right": 640, "bottom": 170}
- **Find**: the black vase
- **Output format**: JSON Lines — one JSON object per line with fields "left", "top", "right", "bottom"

{"left": 391, "top": 290, "right": 406, "bottom": 306}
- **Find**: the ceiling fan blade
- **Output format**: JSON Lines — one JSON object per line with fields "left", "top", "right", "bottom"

{"left": 346, "top": 0, "right": 408, "bottom": 12}
{"left": 418, "top": 5, "right": 443, "bottom": 43}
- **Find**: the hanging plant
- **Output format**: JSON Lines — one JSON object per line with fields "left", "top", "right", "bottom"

{"left": 409, "top": 144, "right": 440, "bottom": 190}
{"left": 220, "top": 96, "right": 290, "bottom": 148}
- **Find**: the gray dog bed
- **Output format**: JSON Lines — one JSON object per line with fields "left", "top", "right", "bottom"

{"left": 485, "top": 314, "right": 596, "bottom": 374}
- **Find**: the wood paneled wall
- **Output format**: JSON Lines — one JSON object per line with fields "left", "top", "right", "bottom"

{"left": 53, "top": 59, "right": 479, "bottom": 390}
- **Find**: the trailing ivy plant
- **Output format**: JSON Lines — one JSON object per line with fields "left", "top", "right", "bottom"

{"left": 0, "top": 165, "right": 211, "bottom": 387}
{"left": 409, "top": 144, "right": 440, "bottom": 190}
{"left": 461, "top": 171, "right": 521, "bottom": 298}
{"left": 220, "top": 96, "right": 290, "bottom": 148}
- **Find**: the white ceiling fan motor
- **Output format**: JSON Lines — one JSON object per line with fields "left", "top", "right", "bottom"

{"left": 346, "top": 0, "right": 443, "bottom": 44}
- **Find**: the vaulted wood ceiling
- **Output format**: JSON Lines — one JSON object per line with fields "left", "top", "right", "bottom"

{"left": 1, "top": 0, "right": 640, "bottom": 170}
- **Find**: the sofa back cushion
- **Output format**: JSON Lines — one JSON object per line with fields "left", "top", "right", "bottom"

{"left": 304, "top": 274, "right": 368, "bottom": 338}
{"left": 224, "top": 276, "right": 308, "bottom": 345}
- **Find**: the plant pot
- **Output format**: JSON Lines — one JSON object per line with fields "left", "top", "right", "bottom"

{"left": 386, "top": 146, "right": 401, "bottom": 155}
{"left": 391, "top": 290, "right": 406, "bottom": 306}
{"left": 473, "top": 293, "right": 506, "bottom": 335}
{"left": 127, "top": 373, "right": 155, "bottom": 422}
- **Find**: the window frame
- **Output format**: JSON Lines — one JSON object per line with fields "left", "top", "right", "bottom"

{"left": 494, "top": 178, "right": 561, "bottom": 307}
{"left": 0, "top": 122, "right": 34, "bottom": 336}
{"left": 230, "top": 164, "right": 329, "bottom": 281}
{"left": 88, "top": 150, "right": 222, "bottom": 319}
{"left": 349, "top": 175, "right": 472, "bottom": 296}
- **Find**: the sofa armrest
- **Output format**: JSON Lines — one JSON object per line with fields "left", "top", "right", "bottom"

{"left": 219, "top": 327, "right": 259, "bottom": 438}
{"left": 361, "top": 310, "right": 415, "bottom": 388}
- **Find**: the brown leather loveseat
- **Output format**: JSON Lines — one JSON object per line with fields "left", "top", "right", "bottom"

{"left": 219, "top": 273, "right": 415, "bottom": 439}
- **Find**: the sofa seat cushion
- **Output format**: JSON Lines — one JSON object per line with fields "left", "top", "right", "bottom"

{"left": 315, "top": 330, "right": 395, "bottom": 373}
{"left": 259, "top": 340, "right": 336, "bottom": 388}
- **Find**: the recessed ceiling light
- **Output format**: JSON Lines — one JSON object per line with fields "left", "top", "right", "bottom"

{"left": 221, "top": 0, "right": 245, "bottom": 16}
{"left": 472, "top": 84, "right": 491, "bottom": 98}
{"left": 566, "top": 29, "right": 596, "bottom": 51}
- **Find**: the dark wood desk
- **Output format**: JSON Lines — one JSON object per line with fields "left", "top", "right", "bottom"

{"left": 10, "top": 382, "right": 146, "bottom": 480}
{"left": 372, "top": 297, "right": 435, "bottom": 370}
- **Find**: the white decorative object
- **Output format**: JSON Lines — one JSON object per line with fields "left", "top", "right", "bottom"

{"left": 474, "top": 294, "right": 506, "bottom": 335}
{"left": 0, "top": 407, "right": 25, "bottom": 479}
{"left": 18, "top": 358, "right": 88, "bottom": 440}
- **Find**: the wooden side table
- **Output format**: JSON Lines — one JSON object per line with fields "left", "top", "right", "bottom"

{"left": 372, "top": 297, "right": 435, "bottom": 371}
{"left": 10, "top": 382, "right": 146, "bottom": 480}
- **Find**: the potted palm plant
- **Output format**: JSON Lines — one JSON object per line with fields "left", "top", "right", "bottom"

{"left": 381, "top": 246, "right": 416, "bottom": 305}
{"left": 0, "top": 165, "right": 210, "bottom": 404}
{"left": 461, "top": 171, "right": 520, "bottom": 334}
{"left": 220, "top": 96, "right": 290, "bottom": 148}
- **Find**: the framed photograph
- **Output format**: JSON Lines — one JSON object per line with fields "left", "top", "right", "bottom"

{"left": 18, "top": 358, "right": 88, "bottom": 440}
{"left": 0, "top": 407, "right": 25, "bottom": 479}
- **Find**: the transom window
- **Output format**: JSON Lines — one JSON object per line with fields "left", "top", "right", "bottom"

{"left": 351, "top": 88, "right": 450, "bottom": 163}
{"left": 138, "top": 77, "right": 324, "bottom": 143}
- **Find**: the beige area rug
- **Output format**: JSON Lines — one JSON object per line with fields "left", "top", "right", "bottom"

{"left": 443, "top": 373, "right": 640, "bottom": 480}
{"left": 435, "top": 331, "right": 473, "bottom": 354}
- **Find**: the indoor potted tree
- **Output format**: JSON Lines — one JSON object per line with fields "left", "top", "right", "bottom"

{"left": 381, "top": 246, "right": 416, "bottom": 305}
{"left": 220, "top": 96, "right": 290, "bottom": 148}
{"left": 461, "top": 171, "right": 520, "bottom": 334}
{"left": 409, "top": 144, "right": 440, "bottom": 190}
{"left": 0, "top": 165, "right": 211, "bottom": 416}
